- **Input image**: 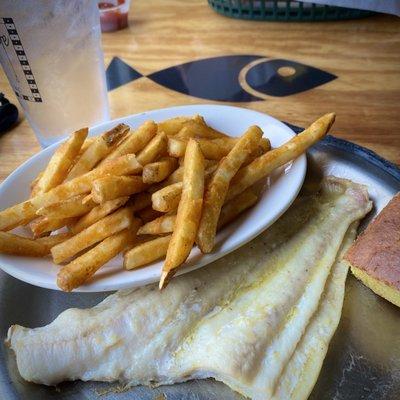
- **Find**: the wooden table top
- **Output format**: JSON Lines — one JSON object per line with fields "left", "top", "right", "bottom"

{"left": 0, "top": 0, "right": 399, "bottom": 183}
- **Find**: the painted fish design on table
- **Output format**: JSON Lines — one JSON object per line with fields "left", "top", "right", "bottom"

{"left": 106, "top": 55, "right": 337, "bottom": 101}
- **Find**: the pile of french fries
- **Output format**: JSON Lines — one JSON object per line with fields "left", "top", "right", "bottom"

{"left": 0, "top": 112, "right": 335, "bottom": 291}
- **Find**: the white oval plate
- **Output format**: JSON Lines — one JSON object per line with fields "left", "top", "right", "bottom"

{"left": 0, "top": 105, "right": 306, "bottom": 292}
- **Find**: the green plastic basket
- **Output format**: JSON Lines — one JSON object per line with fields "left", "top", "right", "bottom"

{"left": 208, "top": 0, "right": 375, "bottom": 21}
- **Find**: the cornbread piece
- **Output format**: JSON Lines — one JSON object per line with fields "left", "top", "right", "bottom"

{"left": 344, "top": 193, "right": 400, "bottom": 307}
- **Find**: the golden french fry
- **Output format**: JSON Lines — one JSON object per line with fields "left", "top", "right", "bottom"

{"left": 137, "top": 206, "right": 163, "bottom": 223}
{"left": 191, "top": 115, "right": 228, "bottom": 138}
{"left": 57, "top": 220, "right": 141, "bottom": 291}
{"left": 138, "top": 214, "right": 176, "bottom": 235}
{"left": 1, "top": 204, "right": 39, "bottom": 232}
{"left": 151, "top": 163, "right": 218, "bottom": 212}
{"left": 151, "top": 182, "right": 182, "bottom": 212}
{"left": 164, "top": 165, "right": 185, "bottom": 184}
{"left": 30, "top": 171, "right": 44, "bottom": 197}
{"left": 81, "top": 193, "right": 93, "bottom": 204}
{"left": 66, "top": 124, "right": 129, "bottom": 180}
{"left": 218, "top": 188, "right": 259, "bottom": 229}
{"left": 0, "top": 154, "right": 142, "bottom": 231}
{"left": 71, "top": 196, "right": 129, "bottom": 234}
{"left": 201, "top": 137, "right": 238, "bottom": 158}
{"left": 51, "top": 207, "right": 134, "bottom": 264}
{"left": 99, "top": 120, "right": 157, "bottom": 165}
{"left": 176, "top": 117, "right": 227, "bottom": 140}
{"left": 146, "top": 165, "right": 184, "bottom": 194}
{"left": 259, "top": 137, "right": 271, "bottom": 152}
{"left": 35, "top": 128, "right": 88, "bottom": 194}
{"left": 136, "top": 131, "right": 168, "bottom": 165}
{"left": 36, "top": 194, "right": 96, "bottom": 219}
{"left": 167, "top": 137, "right": 186, "bottom": 158}
{"left": 150, "top": 159, "right": 217, "bottom": 192}
{"left": 134, "top": 188, "right": 258, "bottom": 239}
{"left": 197, "top": 126, "right": 263, "bottom": 253}
{"left": 91, "top": 175, "right": 147, "bottom": 204}
{"left": 142, "top": 157, "right": 178, "bottom": 184}
{"left": 175, "top": 125, "right": 199, "bottom": 140}
{"left": 35, "top": 232, "right": 74, "bottom": 250}
{"left": 129, "top": 192, "right": 152, "bottom": 212}
{"left": 157, "top": 117, "right": 191, "bottom": 136}
{"left": 227, "top": 113, "right": 335, "bottom": 201}
{"left": 135, "top": 188, "right": 258, "bottom": 239}
{"left": 243, "top": 137, "right": 271, "bottom": 166}
{"left": 158, "top": 165, "right": 183, "bottom": 186}
{"left": 87, "top": 154, "right": 142, "bottom": 177}
{"left": 124, "top": 234, "right": 171, "bottom": 270}
{"left": 79, "top": 137, "right": 96, "bottom": 154}
{"left": 167, "top": 137, "right": 236, "bottom": 159}
{"left": 0, "top": 232, "right": 49, "bottom": 257}
{"left": 160, "top": 139, "right": 205, "bottom": 289}
{"left": 131, "top": 187, "right": 259, "bottom": 239}
{"left": 30, "top": 216, "right": 77, "bottom": 238}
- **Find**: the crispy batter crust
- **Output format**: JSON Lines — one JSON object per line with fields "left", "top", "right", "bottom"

{"left": 345, "top": 193, "right": 400, "bottom": 291}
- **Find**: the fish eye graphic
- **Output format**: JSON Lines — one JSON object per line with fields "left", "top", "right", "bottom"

{"left": 239, "top": 57, "right": 336, "bottom": 99}
{"left": 106, "top": 55, "right": 337, "bottom": 102}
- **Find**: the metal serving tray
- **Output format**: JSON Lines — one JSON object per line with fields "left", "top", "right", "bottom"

{"left": 0, "top": 132, "right": 399, "bottom": 400}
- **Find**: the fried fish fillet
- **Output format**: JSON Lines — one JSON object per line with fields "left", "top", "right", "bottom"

{"left": 7, "top": 177, "right": 371, "bottom": 400}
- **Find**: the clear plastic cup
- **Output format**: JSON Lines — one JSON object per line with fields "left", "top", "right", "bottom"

{"left": 0, "top": 0, "right": 110, "bottom": 147}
